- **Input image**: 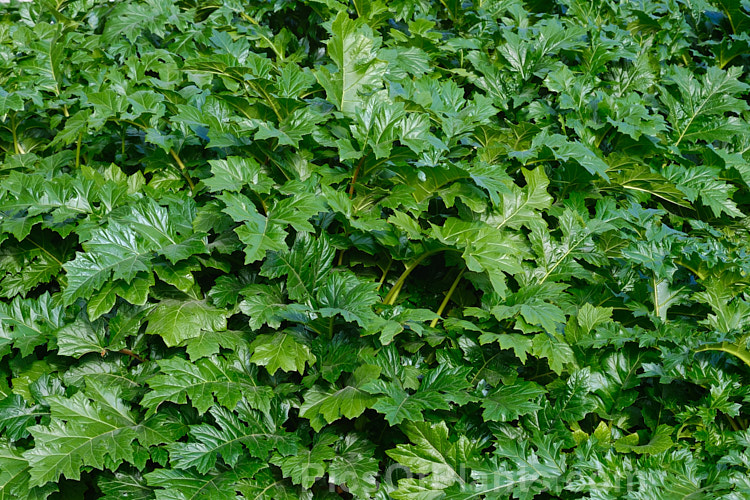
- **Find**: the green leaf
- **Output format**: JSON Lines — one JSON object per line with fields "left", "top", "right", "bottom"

{"left": 0, "top": 443, "right": 57, "bottom": 500}
{"left": 607, "top": 163, "right": 690, "bottom": 208}
{"left": 97, "top": 471, "right": 153, "bottom": 500}
{"left": 24, "top": 389, "right": 139, "bottom": 487}
{"left": 276, "top": 63, "right": 315, "bottom": 98}
{"left": 479, "top": 333, "right": 534, "bottom": 364}
{"left": 142, "top": 355, "right": 273, "bottom": 415}
{"left": 577, "top": 303, "right": 613, "bottom": 333}
{"left": 0, "top": 89, "right": 23, "bottom": 118}
{"left": 0, "top": 395, "right": 42, "bottom": 441}
{"left": 56, "top": 315, "right": 108, "bottom": 358}
{"left": 102, "top": 0, "right": 179, "bottom": 44}
{"left": 238, "top": 284, "right": 287, "bottom": 330}
{"left": 62, "top": 200, "right": 205, "bottom": 304}
{"left": 0, "top": 293, "right": 66, "bottom": 357}
{"left": 86, "top": 284, "right": 117, "bottom": 321}
{"left": 481, "top": 380, "right": 547, "bottom": 422}
{"left": 185, "top": 329, "right": 243, "bottom": 360}
{"left": 316, "top": 271, "right": 380, "bottom": 329}
{"left": 490, "top": 433, "right": 567, "bottom": 491}
{"left": 3, "top": 2, "right": 750, "bottom": 497}
{"left": 255, "top": 107, "right": 326, "bottom": 148}
{"left": 485, "top": 167, "right": 553, "bottom": 230}
{"left": 433, "top": 218, "right": 525, "bottom": 280}
{"left": 145, "top": 299, "right": 227, "bottom": 347}
{"left": 221, "top": 192, "right": 323, "bottom": 264}
{"left": 551, "top": 368, "right": 597, "bottom": 423}
{"left": 533, "top": 132, "right": 610, "bottom": 180}
{"left": 364, "top": 365, "right": 473, "bottom": 425}
{"left": 350, "top": 92, "right": 407, "bottom": 158}
{"left": 387, "top": 421, "right": 474, "bottom": 494}
{"left": 62, "top": 222, "right": 151, "bottom": 304}
{"left": 272, "top": 438, "right": 335, "bottom": 489}
{"left": 328, "top": 435, "right": 379, "bottom": 498}
{"left": 614, "top": 425, "right": 674, "bottom": 455}
{"left": 662, "top": 66, "right": 749, "bottom": 146}
{"left": 146, "top": 458, "right": 264, "bottom": 500}
{"left": 169, "top": 404, "right": 297, "bottom": 474}
{"left": 261, "top": 233, "right": 335, "bottom": 302}
{"left": 531, "top": 333, "right": 575, "bottom": 375}
{"left": 300, "top": 365, "right": 380, "bottom": 431}
{"left": 249, "top": 333, "right": 316, "bottom": 375}
{"left": 664, "top": 164, "right": 743, "bottom": 217}
{"left": 316, "top": 12, "right": 386, "bottom": 114}
{"left": 204, "top": 156, "right": 273, "bottom": 194}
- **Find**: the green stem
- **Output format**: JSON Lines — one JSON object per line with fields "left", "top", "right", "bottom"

{"left": 349, "top": 157, "right": 364, "bottom": 198}
{"left": 10, "top": 115, "right": 20, "bottom": 155}
{"left": 75, "top": 132, "right": 83, "bottom": 168}
{"left": 256, "top": 146, "right": 290, "bottom": 181}
{"left": 470, "top": 352, "right": 502, "bottom": 385}
{"left": 376, "top": 260, "right": 393, "bottom": 292}
{"left": 430, "top": 268, "right": 465, "bottom": 328}
{"left": 169, "top": 148, "right": 197, "bottom": 192}
{"left": 388, "top": 280, "right": 405, "bottom": 304}
{"left": 109, "top": 118, "right": 196, "bottom": 191}
{"left": 595, "top": 124, "right": 613, "bottom": 149}
{"left": 114, "top": 348, "right": 145, "bottom": 363}
{"left": 727, "top": 415, "right": 741, "bottom": 432}
{"left": 253, "top": 191, "right": 268, "bottom": 216}
{"left": 675, "top": 259, "right": 706, "bottom": 280}
{"left": 719, "top": 52, "right": 741, "bottom": 69}
{"left": 383, "top": 253, "right": 434, "bottom": 305}
{"left": 383, "top": 248, "right": 461, "bottom": 305}
{"left": 696, "top": 342, "right": 750, "bottom": 369}
{"left": 239, "top": 12, "right": 283, "bottom": 60}
{"left": 27, "top": 238, "right": 63, "bottom": 266}
{"left": 244, "top": 80, "right": 282, "bottom": 122}
{"left": 652, "top": 274, "right": 661, "bottom": 321}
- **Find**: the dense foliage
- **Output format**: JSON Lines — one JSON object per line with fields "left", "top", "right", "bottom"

{"left": 3, "top": 0, "right": 750, "bottom": 497}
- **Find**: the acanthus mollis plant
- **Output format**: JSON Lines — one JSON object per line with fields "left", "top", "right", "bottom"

{"left": 2, "top": 0, "right": 750, "bottom": 498}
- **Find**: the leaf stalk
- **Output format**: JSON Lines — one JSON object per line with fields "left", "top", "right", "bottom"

{"left": 696, "top": 342, "right": 750, "bottom": 369}
{"left": 430, "top": 268, "right": 465, "bottom": 328}
{"left": 384, "top": 249, "right": 460, "bottom": 305}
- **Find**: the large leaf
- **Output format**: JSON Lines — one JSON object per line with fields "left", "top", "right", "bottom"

{"left": 249, "top": 333, "right": 316, "bottom": 375}
{"left": 168, "top": 404, "right": 297, "bottom": 473}
{"left": 387, "top": 421, "right": 475, "bottom": 496}
{"left": 260, "top": 233, "right": 336, "bottom": 302}
{"left": 481, "top": 380, "right": 547, "bottom": 422}
{"left": 300, "top": 365, "right": 381, "bottom": 431}
{"left": 145, "top": 299, "right": 227, "bottom": 347}
{"left": 141, "top": 355, "right": 273, "bottom": 415}
{"left": 661, "top": 66, "right": 749, "bottom": 146}
{"left": 315, "top": 12, "right": 386, "bottom": 115}
{"left": 23, "top": 387, "right": 178, "bottom": 487}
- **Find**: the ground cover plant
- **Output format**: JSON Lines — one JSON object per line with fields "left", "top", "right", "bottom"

{"left": 3, "top": 0, "right": 750, "bottom": 497}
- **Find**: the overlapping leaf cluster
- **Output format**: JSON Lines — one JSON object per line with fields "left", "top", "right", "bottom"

{"left": 2, "top": 0, "right": 750, "bottom": 498}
